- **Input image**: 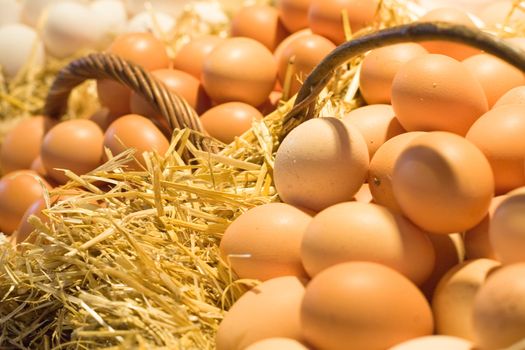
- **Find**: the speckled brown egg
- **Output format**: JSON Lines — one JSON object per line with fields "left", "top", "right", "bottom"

{"left": 41, "top": 119, "right": 105, "bottom": 185}
{"left": 276, "top": 0, "right": 310, "bottom": 33}
{"left": 392, "top": 132, "right": 494, "bottom": 234}
{"left": 173, "top": 35, "right": 223, "bottom": 80}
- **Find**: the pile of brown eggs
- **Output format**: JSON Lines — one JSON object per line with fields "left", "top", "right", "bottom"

{"left": 2, "top": 0, "right": 525, "bottom": 349}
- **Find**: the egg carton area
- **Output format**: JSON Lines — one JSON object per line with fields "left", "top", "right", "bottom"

{"left": 2, "top": 0, "right": 525, "bottom": 350}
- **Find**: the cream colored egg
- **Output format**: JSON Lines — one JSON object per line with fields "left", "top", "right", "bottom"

{"left": 0, "top": 24, "right": 45, "bottom": 79}
{"left": 125, "top": 0, "right": 185, "bottom": 16}
{"left": 0, "top": 0, "right": 21, "bottom": 26}
{"left": 388, "top": 335, "right": 473, "bottom": 350}
{"left": 126, "top": 10, "right": 175, "bottom": 37}
{"left": 89, "top": 0, "right": 127, "bottom": 49}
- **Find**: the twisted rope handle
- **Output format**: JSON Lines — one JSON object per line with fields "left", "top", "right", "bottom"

{"left": 44, "top": 53, "right": 213, "bottom": 152}
{"left": 284, "top": 21, "right": 525, "bottom": 138}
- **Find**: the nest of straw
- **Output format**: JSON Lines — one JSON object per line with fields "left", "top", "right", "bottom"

{"left": 2, "top": 1, "right": 525, "bottom": 349}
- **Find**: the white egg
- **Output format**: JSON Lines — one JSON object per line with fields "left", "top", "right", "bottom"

{"left": 0, "top": 0, "right": 21, "bottom": 26}
{"left": 125, "top": 0, "right": 187, "bottom": 16}
{"left": 0, "top": 24, "right": 45, "bottom": 79}
{"left": 42, "top": 1, "right": 95, "bottom": 58}
{"left": 89, "top": 0, "right": 127, "bottom": 49}
{"left": 20, "top": 0, "right": 87, "bottom": 28}
{"left": 126, "top": 10, "right": 175, "bottom": 37}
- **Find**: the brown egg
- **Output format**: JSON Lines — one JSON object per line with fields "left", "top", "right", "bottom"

{"left": 130, "top": 68, "right": 212, "bottom": 118}
{"left": 489, "top": 188, "right": 525, "bottom": 264}
{"left": 301, "top": 262, "right": 433, "bottom": 350}
{"left": 368, "top": 132, "right": 425, "bottom": 213}
{"left": 462, "top": 54, "right": 525, "bottom": 108}
{"left": 41, "top": 119, "right": 104, "bottom": 185}
{"left": 432, "top": 259, "right": 501, "bottom": 341}
{"left": 301, "top": 202, "right": 435, "bottom": 285}
{"left": 231, "top": 5, "right": 289, "bottom": 51}
{"left": 478, "top": 1, "right": 525, "bottom": 28}
{"left": 245, "top": 338, "right": 309, "bottom": 350}
{"left": 14, "top": 196, "right": 56, "bottom": 244}
{"left": 30, "top": 155, "right": 47, "bottom": 178}
{"left": 257, "top": 90, "right": 282, "bottom": 115}
{"left": 0, "top": 170, "right": 50, "bottom": 235}
{"left": 202, "top": 37, "right": 277, "bottom": 107}
{"left": 359, "top": 43, "right": 428, "bottom": 104}
{"left": 464, "top": 195, "right": 507, "bottom": 260}
{"left": 391, "top": 54, "right": 488, "bottom": 135}
{"left": 343, "top": 104, "right": 406, "bottom": 158}
{"left": 172, "top": 35, "right": 223, "bottom": 80}
{"left": 353, "top": 183, "right": 373, "bottom": 203}
{"left": 388, "top": 336, "right": 474, "bottom": 350}
{"left": 200, "top": 102, "right": 263, "bottom": 144}
{"left": 392, "top": 132, "right": 494, "bottom": 234}
{"left": 420, "top": 233, "right": 465, "bottom": 300}
{"left": 419, "top": 8, "right": 481, "bottom": 60}
{"left": 473, "top": 263, "right": 525, "bottom": 349}
{"left": 1, "top": 116, "right": 56, "bottom": 174}
{"left": 277, "top": 34, "right": 336, "bottom": 97}
{"left": 103, "top": 114, "right": 169, "bottom": 170}
{"left": 220, "top": 203, "right": 311, "bottom": 281}
{"left": 307, "top": 0, "right": 379, "bottom": 45}
{"left": 97, "top": 32, "right": 170, "bottom": 116}
{"left": 273, "top": 28, "right": 311, "bottom": 64}
{"left": 274, "top": 118, "right": 369, "bottom": 212}
{"left": 276, "top": 0, "right": 310, "bottom": 33}
{"left": 494, "top": 85, "right": 525, "bottom": 107}
{"left": 466, "top": 104, "right": 525, "bottom": 194}
{"left": 216, "top": 276, "right": 306, "bottom": 350}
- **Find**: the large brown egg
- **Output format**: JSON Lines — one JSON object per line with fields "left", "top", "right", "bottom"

{"left": 343, "top": 104, "right": 405, "bottom": 159}
{"left": 220, "top": 203, "right": 311, "bottom": 281}
{"left": 172, "top": 35, "right": 223, "bottom": 80}
{"left": 231, "top": 5, "right": 289, "bottom": 51}
{"left": 41, "top": 119, "right": 104, "bottom": 185}
{"left": 103, "top": 114, "right": 169, "bottom": 170}
{"left": 359, "top": 43, "right": 428, "bottom": 104}
{"left": 273, "top": 28, "right": 311, "bottom": 65}
{"left": 466, "top": 104, "right": 525, "bottom": 194}
{"left": 494, "top": 85, "right": 525, "bottom": 107}
{"left": 391, "top": 54, "right": 488, "bottom": 135}
{"left": 301, "top": 201, "right": 435, "bottom": 285}
{"left": 274, "top": 118, "right": 369, "bottom": 212}
{"left": 473, "top": 263, "right": 525, "bottom": 349}
{"left": 0, "top": 170, "right": 50, "bottom": 235}
{"left": 202, "top": 37, "right": 277, "bottom": 107}
{"left": 432, "top": 259, "right": 501, "bottom": 341}
{"left": 276, "top": 0, "right": 310, "bottom": 33}
{"left": 307, "top": 0, "right": 379, "bottom": 45}
{"left": 392, "top": 132, "right": 494, "bottom": 234}
{"left": 1, "top": 116, "right": 56, "bottom": 174}
{"left": 419, "top": 8, "right": 481, "bottom": 60}
{"left": 277, "top": 34, "right": 336, "bottom": 97}
{"left": 462, "top": 54, "right": 525, "bottom": 108}
{"left": 216, "top": 276, "right": 306, "bottom": 350}
{"left": 301, "top": 262, "right": 433, "bottom": 350}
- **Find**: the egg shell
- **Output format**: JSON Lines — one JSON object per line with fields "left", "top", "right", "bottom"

{"left": 96, "top": 80, "right": 131, "bottom": 118}
{"left": 462, "top": 54, "right": 525, "bottom": 108}
{"left": 21, "top": 0, "right": 88, "bottom": 27}
{"left": 490, "top": 188, "right": 525, "bottom": 264}
{"left": 353, "top": 182, "right": 373, "bottom": 203}
{"left": 274, "top": 117, "right": 369, "bottom": 212}
{"left": 231, "top": 5, "right": 289, "bottom": 51}
{"left": 359, "top": 43, "right": 428, "bottom": 104}
{"left": 41, "top": 119, "right": 104, "bottom": 185}
{"left": 245, "top": 338, "right": 309, "bottom": 350}
{"left": 1, "top": 116, "right": 56, "bottom": 174}
{"left": 277, "top": 34, "right": 336, "bottom": 97}
{"left": 89, "top": 0, "right": 127, "bottom": 49}
{"left": 301, "top": 262, "right": 433, "bottom": 350}
{"left": 466, "top": 104, "right": 525, "bottom": 194}
{"left": 87, "top": 107, "right": 114, "bottom": 131}
{"left": 301, "top": 201, "right": 435, "bottom": 284}
{"left": 387, "top": 335, "right": 474, "bottom": 350}
{"left": 478, "top": 1, "right": 525, "bottom": 27}
{"left": 103, "top": 114, "right": 169, "bottom": 170}
{"left": 494, "top": 85, "right": 525, "bottom": 107}
{"left": 417, "top": 0, "right": 493, "bottom": 14}
{"left": 202, "top": 37, "right": 277, "bottom": 107}
{"left": 30, "top": 156, "right": 48, "bottom": 178}
{"left": 14, "top": 197, "right": 51, "bottom": 244}
{"left": 125, "top": 0, "right": 184, "bottom": 17}
{"left": 199, "top": 102, "right": 263, "bottom": 144}
{"left": 464, "top": 195, "right": 507, "bottom": 260}
{"left": 0, "top": 24, "right": 45, "bottom": 79}
{"left": 0, "top": 0, "right": 21, "bottom": 26}
{"left": 391, "top": 54, "right": 488, "bottom": 135}
{"left": 130, "top": 68, "right": 212, "bottom": 117}
{"left": 393, "top": 131, "right": 494, "bottom": 234}
{"left": 257, "top": 90, "right": 282, "bottom": 115}
{"left": 172, "top": 35, "right": 223, "bottom": 80}
{"left": 216, "top": 276, "right": 306, "bottom": 350}
{"left": 432, "top": 259, "right": 500, "bottom": 341}
{"left": 343, "top": 104, "right": 406, "bottom": 158}
{"left": 418, "top": 8, "right": 481, "bottom": 60}
{"left": 307, "top": 0, "right": 379, "bottom": 45}
{"left": 420, "top": 233, "right": 465, "bottom": 300}
{"left": 220, "top": 203, "right": 311, "bottom": 281}
{"left": 125, "top": 10, "right": 175, "bottom": 37}
{"left": 368, "top": 132, "right": 425, "bottom": 213}
{"left": 473, "top": 262, "right": 525, "bottom": 349}
{"left": 276, "top": 0, "right": 310, "bottom": 33}
{"left": 0, "top": 170, "right": 51, "bottom": 235}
